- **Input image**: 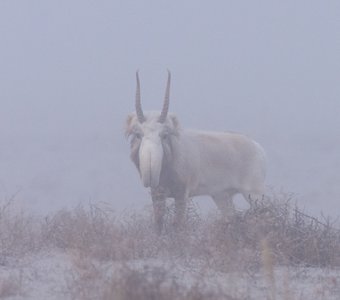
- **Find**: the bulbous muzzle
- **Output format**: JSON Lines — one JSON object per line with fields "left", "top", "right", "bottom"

{"left": 139, "top": 139, "right": 163, "bottom": 188}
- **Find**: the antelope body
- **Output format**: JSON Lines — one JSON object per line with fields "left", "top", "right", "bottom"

{"left": 125, "top": 72, "right": 266, "bottom": 232}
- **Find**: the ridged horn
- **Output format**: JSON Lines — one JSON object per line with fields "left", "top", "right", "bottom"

{"left": 159, "top": 70, "right": 171, "bottom": 123}
{"left": 135, "top": 71, "right": 145, "bottom": 123}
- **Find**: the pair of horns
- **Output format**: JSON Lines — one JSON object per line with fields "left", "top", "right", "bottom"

{"left": 135, "top": 70, "right": 171, "bottom": 123}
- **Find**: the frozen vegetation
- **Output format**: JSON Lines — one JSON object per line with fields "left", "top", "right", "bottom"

{"left": 0, "top": 192, "right": 339, "bottom": 299}
{"left": 1, "top": 1, "right": 339, "bottom": 299}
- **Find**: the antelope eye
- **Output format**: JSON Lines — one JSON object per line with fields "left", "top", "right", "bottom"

{"left": 134, "top": 132, "right": 142, "bottom": 139}
{"left": 161, "top": 132, "right": 169, "bottom": 140}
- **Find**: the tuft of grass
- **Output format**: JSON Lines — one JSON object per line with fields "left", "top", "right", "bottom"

{"left": 236, "top": 193, "right": 340, "bottom": 267}
{"left": 0, "top": 200, "right": 41, "bottom": 265}
{"left": 261, "top": 238, "right": 276, "bottom": 300}
{"left": 42, "top": 203, "right": 162, "bottom": 261}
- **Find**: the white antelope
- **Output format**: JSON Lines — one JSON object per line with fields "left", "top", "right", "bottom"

{"left": 125, "top": 71, "right": 266, "bottom": 232}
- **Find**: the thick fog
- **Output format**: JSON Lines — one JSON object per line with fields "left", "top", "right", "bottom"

{"left": 0, "top": 1, "right": 339, "bottom": 217}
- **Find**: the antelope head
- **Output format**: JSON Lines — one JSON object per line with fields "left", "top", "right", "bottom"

{"left": 125, "top": 71, "right": 179, "bottom": 188}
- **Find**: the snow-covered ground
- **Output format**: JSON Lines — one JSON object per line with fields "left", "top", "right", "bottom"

{"left": 1, "top": 251, "right": 340, "bottom": 300}
{"left": 0, "top": 200, "right": 339, "bottom": 300}
{"left": 0, "top": 2, "right": 339, "bottom": 299}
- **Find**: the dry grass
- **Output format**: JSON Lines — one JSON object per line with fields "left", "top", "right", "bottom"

{"left": 236, "top": 193, "right": 340, "bottom": 267}
{"left": 45, "top": 193, "right": 340, "bottom": 299}
{"left": 0, "top": 192, "right": 340, "bottom": 299}
{"left": 40, "top": 193, "right": 340, "bottom": 270}
{"left": 42, "top": 203, "right": 161, "bottom": 261}
{"left": 0, "top": 200, "right": 42, "bottom": 265}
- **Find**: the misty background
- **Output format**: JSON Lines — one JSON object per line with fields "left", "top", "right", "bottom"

{"left": 0, "top": 1, "right": 339, "bottom": 217}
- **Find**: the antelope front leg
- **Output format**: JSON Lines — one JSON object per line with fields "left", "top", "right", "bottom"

{"left": 151, "top": 189, "right": 166, "bottom": 234}
{"left": 174, "top": 197, "right": 187, "bottom": 229}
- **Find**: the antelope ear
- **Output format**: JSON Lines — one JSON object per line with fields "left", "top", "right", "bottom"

{"left": 124, "top": 113, "right": 135, "bottom": 138}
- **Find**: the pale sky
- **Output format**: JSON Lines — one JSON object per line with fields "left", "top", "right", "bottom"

{"left": 0, "top": 1, "right": 339, "bottom": 217}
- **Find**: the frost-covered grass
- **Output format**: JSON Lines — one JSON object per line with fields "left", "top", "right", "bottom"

{"left": 0, "top": 193, "right": 340, "bottom": 299}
